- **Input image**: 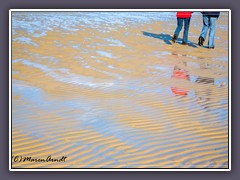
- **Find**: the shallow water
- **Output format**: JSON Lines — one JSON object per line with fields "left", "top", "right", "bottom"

{"left": 12, "top": 11, "right": 229, "bottom": 168}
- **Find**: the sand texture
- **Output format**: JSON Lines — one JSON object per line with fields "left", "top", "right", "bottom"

{"left": 11, "top": 12, "right": 229, "bottom": 169}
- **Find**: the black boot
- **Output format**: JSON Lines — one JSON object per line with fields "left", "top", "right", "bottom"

{"left": 208, "top": 46, "right": 215, "bottom": 49}
{"left": 198, "top": 36, "right": 204, "bottom": 46}
{"left": 172, "top": 34, "right": 177, "bottom": 43}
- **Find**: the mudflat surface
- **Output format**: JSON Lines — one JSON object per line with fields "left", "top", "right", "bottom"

{"left": 11, "top": 11, "right": 229, "bottom": 169}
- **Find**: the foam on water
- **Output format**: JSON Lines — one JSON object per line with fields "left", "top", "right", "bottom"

{"left": 13, "top": 37, "right": 39, "bottom": 47}
{"left": 104, "top": 38, "right": 126, "bottom": 47}
{"left": 96, "top": 51, "right": 115, "bottom": 59}
{"left": 13, "top": 59, "right": 115, "bottom": 88}
{"left": 12, "top": 12, "right": 176, "bottom": 36}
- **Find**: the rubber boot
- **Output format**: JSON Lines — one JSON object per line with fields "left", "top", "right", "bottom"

{"left": 198, "top": 36, "right": 204, "bottom": 46}
{"left": 172, "top": 34, "right": 177, "bottom": 43}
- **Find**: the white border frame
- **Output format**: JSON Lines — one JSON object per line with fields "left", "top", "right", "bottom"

{"left": 9, "top": 9, "right": 231, "bottom": 171}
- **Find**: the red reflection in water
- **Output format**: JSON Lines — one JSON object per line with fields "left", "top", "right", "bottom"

{"left": 171, "top": 65, "right": 189, "bottom": 96}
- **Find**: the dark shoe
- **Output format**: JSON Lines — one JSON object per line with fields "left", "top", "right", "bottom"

{"left": 182, "top": 42, "right": 188, "bottom": 45}
{"left": 208, "top": 46, "right": 215, "bottom": 49}
{"left": 198, "top": 36, "right": 204, "bottom": 46}
{"left": 172, "top": 34, "right": 177, "bottom": 43}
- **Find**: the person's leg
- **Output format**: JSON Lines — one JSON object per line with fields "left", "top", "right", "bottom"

{"left": 174, "top": 18, "right": 183, "bottom": 38}
{"left": 182, "top": 18, "right": 191, "bottom": 44}
{"left": 208, "top": 17, "right": 217, "bottom": 48}
{"left": 200, "top": 15, "right": 209, "bottom": 40}
{"left": 199, "top": 15, "right": 209, "bottom": 46}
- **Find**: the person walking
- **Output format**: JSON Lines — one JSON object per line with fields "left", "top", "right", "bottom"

{"left": 172, "top": 12, "right": 192, "bottom": 45}
{"left": 198, "top": 12, "right": 220, "bottom": 49}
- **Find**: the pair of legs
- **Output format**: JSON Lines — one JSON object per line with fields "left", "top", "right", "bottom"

{"left": 199, "top": 15, "right": 217, "bottom": 48}
{"left": 172, "top": 18, "right": 191, "bottom": 44}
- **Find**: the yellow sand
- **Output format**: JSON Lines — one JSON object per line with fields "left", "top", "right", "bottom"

{"left": 12, "top": 13, "right": 229, "bottom": 169}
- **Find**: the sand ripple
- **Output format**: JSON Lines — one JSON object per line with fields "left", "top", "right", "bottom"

{"left": 12, "top": 12, "right": 229, "bottom": 169}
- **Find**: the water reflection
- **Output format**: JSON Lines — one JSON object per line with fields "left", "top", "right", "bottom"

{"left": 195, "top": 76, "right": 215, "bottom": 110}
{"left": 196, "top": 76, "right": 214, "bottom": 84}
{"left": 171, "top": 62, "right": 190, "bottom": 96}
{"left": 171, "top": 51, "right": 205, "bottom": 61}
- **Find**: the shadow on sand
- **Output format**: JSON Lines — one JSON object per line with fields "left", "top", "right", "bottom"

{"left": 142, "top": 31, "right": 198, "bottom": 48}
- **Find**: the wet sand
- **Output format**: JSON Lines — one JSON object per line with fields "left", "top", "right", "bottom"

{"left": 11, "top": 12, "right": 229, "bottom": 169}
